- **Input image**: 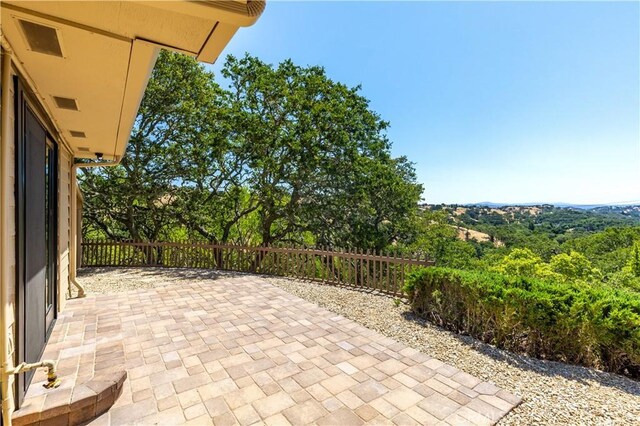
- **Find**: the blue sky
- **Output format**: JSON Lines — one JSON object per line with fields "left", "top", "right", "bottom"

{"left": 209, "top": 1, "right": 640, "bottom": 205}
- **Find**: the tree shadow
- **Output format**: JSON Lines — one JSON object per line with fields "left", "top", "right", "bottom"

{"left": 400, "top": 310, "right": 640, "bottom": 397}
{"left": 78, "top": 266, "right": 246, "bottom": 281}
{"left": 74, "top": 266, "right": 250, "bottom": 298}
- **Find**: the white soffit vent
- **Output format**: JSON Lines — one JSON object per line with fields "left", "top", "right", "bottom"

{"left": 70, "top": 130, "right": 86, "bottom": 138}
{"left": 53, "top": 96, "right": 79, "bottom": 111}
{"left": 18, "top": 19, "right": 63, "bottom": 57}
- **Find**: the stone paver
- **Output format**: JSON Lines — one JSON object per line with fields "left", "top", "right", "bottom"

{"left": 23, "top": 273, "right": 521, "bottom": 425}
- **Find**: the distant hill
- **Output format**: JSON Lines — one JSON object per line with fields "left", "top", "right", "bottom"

{"left": 467, "top": 201, "right": 640, "bottom": 210}
{"left": 421, "top": 203, "right": 640, "bottom": 244}
{"left": 588, "top": 205, "right": 640, "bottom": 219}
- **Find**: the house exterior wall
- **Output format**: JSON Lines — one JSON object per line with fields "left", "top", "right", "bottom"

{"left": 58, "top": 146, "right": 73, "bottom": 312}
{"left": 1, "top": 57, "right": 18, "bottom": 419}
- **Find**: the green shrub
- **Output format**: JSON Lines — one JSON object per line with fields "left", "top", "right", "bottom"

{"left": 404, "top": 267, "right": 640, "bottom": 378}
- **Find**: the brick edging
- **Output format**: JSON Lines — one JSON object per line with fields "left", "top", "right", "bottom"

{"left": 12, "top": 370, "right": 127, "bottom": 426}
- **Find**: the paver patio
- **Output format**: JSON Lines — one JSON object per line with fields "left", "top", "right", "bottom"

{"left": 18, "top": 273, "right": 521, "bottom": 425}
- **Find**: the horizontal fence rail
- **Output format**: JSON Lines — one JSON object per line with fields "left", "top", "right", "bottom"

{"left": 80, "top": 240, "right": 434, "bottom": 296}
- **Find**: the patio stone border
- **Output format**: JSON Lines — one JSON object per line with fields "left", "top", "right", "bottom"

{"left": 12, "top": 370, "right": 126, "bottom": 426}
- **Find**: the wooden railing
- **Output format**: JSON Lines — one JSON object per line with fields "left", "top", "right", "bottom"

{"left": 80, "top": 240, "right": 434, "bottom": 296}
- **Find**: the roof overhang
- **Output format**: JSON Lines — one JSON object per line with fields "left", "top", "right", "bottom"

{"left": 0, "top": 1, "right": 265, "bottom": 160}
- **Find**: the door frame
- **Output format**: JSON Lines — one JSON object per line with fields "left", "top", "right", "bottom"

{"left": 14, "top": 76, "right": 58, "bottom": 407}
{"left": 44, "top": 136, "right": 57, "bottom": 334}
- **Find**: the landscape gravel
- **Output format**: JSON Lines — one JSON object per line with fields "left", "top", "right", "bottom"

{"left": 77, "top": 268, "right": 640, "bottom": 425}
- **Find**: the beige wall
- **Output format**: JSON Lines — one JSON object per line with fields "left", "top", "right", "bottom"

{"left": 58, "top": 146, "right": 73, "bottom": 312}
{"left": 2, "top": 59, "right": 18, "bottom": 411}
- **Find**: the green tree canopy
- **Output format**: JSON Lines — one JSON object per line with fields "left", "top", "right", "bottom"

{"left": 628, "top": 243, "right": 640, "bottom": 277}
{"left": 80, "top": 52, "right": 423, "bottom": 250}
{"left": 549, "top": 251, "right": 601, "bottom": 282}
{"left": 79, "top": 51, "right": 221, "bottom": 241}
{"left": 492, "top": 248, "right": 551, "bottom": 278}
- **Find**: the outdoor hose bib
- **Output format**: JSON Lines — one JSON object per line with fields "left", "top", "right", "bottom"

{"left": 6, "top": 361, "right": 60, "bottom": 389}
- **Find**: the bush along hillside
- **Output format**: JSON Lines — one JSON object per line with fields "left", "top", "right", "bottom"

{"left": 404, "top": 267, "right": 640, "bottom": 378}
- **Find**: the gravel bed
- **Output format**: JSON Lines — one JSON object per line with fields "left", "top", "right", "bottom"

{"left": 77, "top": 268, "right": 640, "bottom": 425}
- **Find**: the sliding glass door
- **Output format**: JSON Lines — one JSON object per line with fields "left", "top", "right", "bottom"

{"left": 15, "top": 79, "right": 57, "bottom": 406}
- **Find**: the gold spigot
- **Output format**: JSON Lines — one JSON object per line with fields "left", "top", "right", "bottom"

{"left": 6, "top": 360, "right": 61, "bottom": 389}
